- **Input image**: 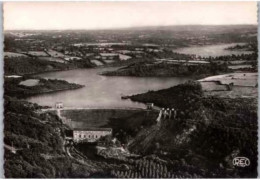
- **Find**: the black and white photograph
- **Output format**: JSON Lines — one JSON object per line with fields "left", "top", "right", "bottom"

{"left": 3, "top": 1, "right": 258, "bottom": 178}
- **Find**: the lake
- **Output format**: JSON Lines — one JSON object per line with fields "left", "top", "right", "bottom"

{"left": 26, "top": 67, "right": 190, "bottom": 108}
{"left": 173, "top": 43, "right": 253, "bottom": 57}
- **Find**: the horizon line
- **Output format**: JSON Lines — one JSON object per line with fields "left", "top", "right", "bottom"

{"left": 4, "top": 23, "right": 258, "bottom": 31}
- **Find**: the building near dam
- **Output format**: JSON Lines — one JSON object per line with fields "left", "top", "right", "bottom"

{"left": 55, "top": 102, "right": 63, "bottom": 109}
{"left": 73, "top": 128, "right": 112, "bottom": 143}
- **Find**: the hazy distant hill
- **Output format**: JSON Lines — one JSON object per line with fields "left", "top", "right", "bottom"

{"left": 4, "top": 25, "right": 257, "bottom": 49}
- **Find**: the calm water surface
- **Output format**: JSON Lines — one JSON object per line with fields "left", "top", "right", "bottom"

{"left": 27, "top": 67, "right": 190, "bottom": 108}
{"left": 173, "top": 43, "right": 253, "bottom": 57}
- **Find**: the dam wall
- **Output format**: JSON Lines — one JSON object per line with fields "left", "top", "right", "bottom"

{"left": 60, "top": 109, "right": 155, "bottom": 129}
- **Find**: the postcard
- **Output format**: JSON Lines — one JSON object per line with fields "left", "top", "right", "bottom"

{"left": 3, "top": 1, "right": 258, "bottom": 178}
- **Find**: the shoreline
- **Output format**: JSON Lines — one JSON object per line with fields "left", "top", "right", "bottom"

{"left": 22, "top": 85, "right": 85, "bottom": 98}
{"left": 4, "top": 77, "right": 85, "bottom": 99}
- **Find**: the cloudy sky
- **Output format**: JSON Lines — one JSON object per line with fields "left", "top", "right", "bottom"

{"left": 4, "top": 2, "right": 257, "bottom": 30}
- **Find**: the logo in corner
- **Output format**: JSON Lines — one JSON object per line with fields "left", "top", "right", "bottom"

{"left": 233, "top": 157, "right": 250, "bottom": 167}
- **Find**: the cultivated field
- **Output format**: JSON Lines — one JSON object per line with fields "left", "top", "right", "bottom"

{"left": 27, "top": 51, "right": 49, "bottom": 57}
{"left": 104, "top": 60, "right": 115, "bottom": 64}
{"left": 228, "top": 65, "right": 253, "bottom": 70}
{"left": 200, "top": 82, "right": 227, "bottom": 91}
{"left": 90, "top": 60, "right": 104, "bottom": 66}
{"left": 199, "top": 73, "right": 257, "bottom": 98}
{"left": 46, "top": 49, "right": 66, "bottom": 57}
{"left": 38, "top": 57, "right": 67, "bottom": 64}
{"left": 4, "top": 52, "right": 28, "bottom": 58}
{"left": 228, "top": 60, "right": 247, "bottom": 64}
{"left": 119, "top": 54, "right": 132, "bottom": 60}
{"left": 19, "top": 79, "right": 40, "bottom": 87}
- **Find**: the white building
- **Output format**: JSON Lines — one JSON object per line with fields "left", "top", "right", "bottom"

{"left": 73, "top": 128, "right": 112, "bottom": 143}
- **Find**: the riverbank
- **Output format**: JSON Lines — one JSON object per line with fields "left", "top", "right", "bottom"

{"left": 101, "top": 61, "right": 230, "bottom": 78}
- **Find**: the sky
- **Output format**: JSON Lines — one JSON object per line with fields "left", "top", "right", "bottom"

{"left": 4, "top": 1, "right": 258, "bottom": 30}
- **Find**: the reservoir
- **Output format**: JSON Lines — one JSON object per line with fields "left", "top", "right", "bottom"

{"left": 173, "top": 43, "right": 253, "bottom": 57}
{"left": 26, "top": 67, "right": 190, "bottom": 108}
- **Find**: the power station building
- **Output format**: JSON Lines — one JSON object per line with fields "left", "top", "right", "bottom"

{"left": 73, "top": 128, "right": 112, "bottom": 143}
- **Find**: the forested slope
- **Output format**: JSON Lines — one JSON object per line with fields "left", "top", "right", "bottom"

{"left": 127, "top": 81, "right": 257, "bottom": 177}
{"left": 4, "top": 97, "right": 98, "bottom": 178}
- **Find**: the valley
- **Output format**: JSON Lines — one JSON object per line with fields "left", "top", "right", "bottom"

{"left": 4, "top": 24, "right": 258, "bottom": 178}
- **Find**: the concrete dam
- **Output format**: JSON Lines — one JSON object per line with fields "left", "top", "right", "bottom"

{"left": 58, "top": 108, "right": 158, "bottom": 129}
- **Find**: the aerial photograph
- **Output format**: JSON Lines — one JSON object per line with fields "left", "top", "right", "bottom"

{"left": 3, "top": 1, "right": 258, "bottom": 178}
